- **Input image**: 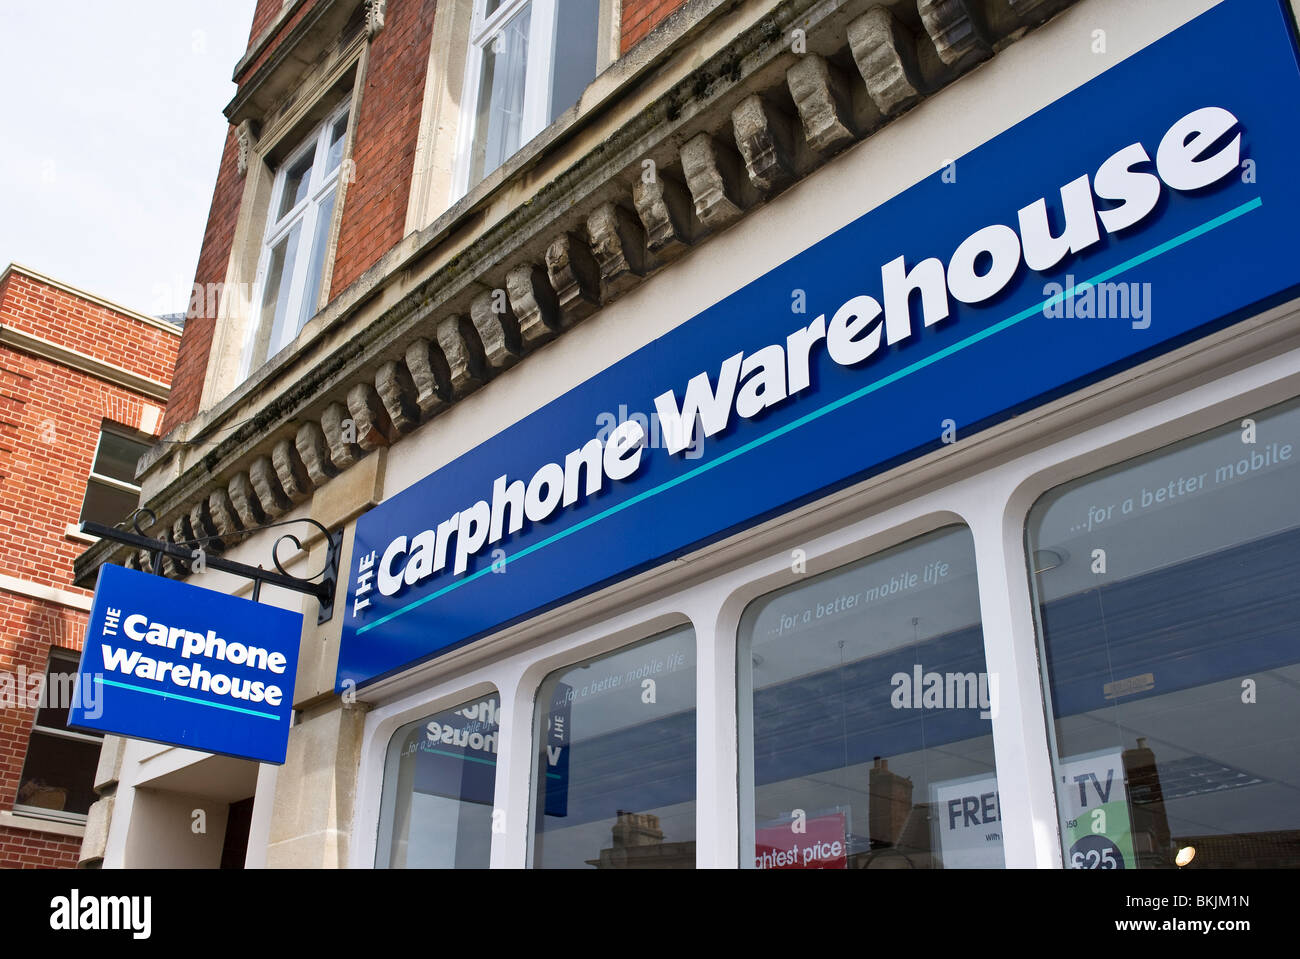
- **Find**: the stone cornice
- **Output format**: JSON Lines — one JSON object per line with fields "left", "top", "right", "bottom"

{"left": 0, "top": 325, "right": 172, "bottom": 402}
{"left": 0, "top": 572, "right": 93, "bottom": 611}
{"left": 74, "top": 0, "right": 1078, "bottom": 587}
{"left": 226, "top": 0, "right": 367, "bottom": 126}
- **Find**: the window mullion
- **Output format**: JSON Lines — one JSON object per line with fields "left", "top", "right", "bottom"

{"left": 263, "top": 167, "right": 290, "bottom": 245}
{"left": 87, "top": 472, "right": 141, "bottom": 496}
{"left": 476, "top": 0, "right": 519, "bottom": 43}
{"left": 455, "top": 43, "right": 486, "bottom": 199}
{"left": 523, "top": 0, "right": 558, "bottom": 138}
{"left": 309, "top": 118, "right": 331, "bottom": 195}
{"left": 241, "top": 242, "right": 274, "bottom": 378}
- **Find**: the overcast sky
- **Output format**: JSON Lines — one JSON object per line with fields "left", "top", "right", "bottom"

{"left": 0, "top": 0, "right": 258, "bottom": 317}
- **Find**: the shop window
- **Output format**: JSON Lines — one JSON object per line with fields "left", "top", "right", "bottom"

{"left": 1027, "top": 396, "right": 1300, "bottom": 869}
{"left": 241, "top": 102, "right": 351, "bottom": 378}
{"left": 530, "top": 626, "right": 696, "bottom": 868}
{"left": 15, "top": 650, "right": 104, "bottom": 820}
{"left": 78, "top": 425, "right": 151, "bottom": 529}
{"left": 376, "top": 692, "right": 500, "bottom": 868}
{"left": 738, "top": 526, "right": 1001, "bottom": 869}
{"left": 455, "top": 0, "right": 600, "bottom": 194}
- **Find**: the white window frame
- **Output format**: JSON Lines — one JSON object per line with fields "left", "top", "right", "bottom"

{"left": 240, "top": 100, "right": 352, "bottom": 380}
{"left": 452, "top": 0, "right": 564, "bottom": 199}
{"left": 78, "top": 424, "right": 151, "bottom": 533}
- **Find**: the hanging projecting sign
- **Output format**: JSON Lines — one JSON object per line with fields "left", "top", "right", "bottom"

{"left": 69, "top": 564, "right": 302, "bottom": 764}
{"left": 338, "top": 0, "right": 1300, "bottom": 689}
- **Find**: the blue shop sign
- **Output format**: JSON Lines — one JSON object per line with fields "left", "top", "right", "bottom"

{"left": 339, "top": 0, "right": 1300, "bottom": 689}
{"left": 70, "top": 564, "right": 302, "bottom": 764}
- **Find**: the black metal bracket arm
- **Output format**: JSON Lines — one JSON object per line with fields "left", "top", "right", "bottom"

{"left": 81, "top": 509, "right": 344, "bottom": 625}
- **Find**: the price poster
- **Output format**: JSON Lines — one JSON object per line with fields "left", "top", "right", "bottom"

{"left": 1058, "top": 749, "right": 1136, "bottom": 869}
{"left": 754, "top": 810, "right": 849, "bottom": 869}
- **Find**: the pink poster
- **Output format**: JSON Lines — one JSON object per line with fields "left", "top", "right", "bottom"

{"left": 755, "top": 812, "right": 848, "bottom": 869}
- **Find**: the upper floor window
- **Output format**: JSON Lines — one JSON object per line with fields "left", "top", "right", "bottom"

{"left": 79, "top": 425, "right": 151, "bottom": 528}
{"left": 456, "top": 0, "right": 599, "bottom": 194}
{"left": 241, "top": 101, "right": 351, "bottom": 377}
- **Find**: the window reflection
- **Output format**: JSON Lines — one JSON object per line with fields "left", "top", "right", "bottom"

{"left": 739, "top": 526, "right": 1001, "bottom": 869}
{"left": 531, "top": 627, "right": 696, "bottom": 868}
{"left": 1028, "top": 396, "right": 1300, "bottom": 868}
{"left": 376, "top": 693, "right": 499, "bottom": 868}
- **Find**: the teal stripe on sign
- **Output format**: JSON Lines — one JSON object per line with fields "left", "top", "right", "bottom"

{"left": 358, "top": 196, "right": 1263, "bottom": 636}
{"left": 96, "top": 676, "right": 282, "bottom": 721}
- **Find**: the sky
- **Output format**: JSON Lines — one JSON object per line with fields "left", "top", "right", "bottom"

{"left": 0, "top": 0, "right": 259, "bottom": 317}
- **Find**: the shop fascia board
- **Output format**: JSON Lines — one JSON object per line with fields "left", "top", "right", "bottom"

{"left": 353, "top": 303, "right": 1300, "bottom": 705}
{"left": 88, "top": 0, "right": 1074, "bottom": 587}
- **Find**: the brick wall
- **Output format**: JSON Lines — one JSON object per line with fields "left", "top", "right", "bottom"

{"left": 328, "top": 0, "right": 438, "bottom": 298}
{"left": 1, "top": 272, "right": 177, "bottom": 387}
{"left": 248, "top": 0, "right": 284, "bottom": 43}
{"left": 0, "top": 269, "right": 176, "bottom": 867}
{"left": 0, "top": 825, "right": 81, "bottom": 869}
{"left": 622, "top": 0, "right": 688, "bottom": 53}
{"left": 0, "top": 347, "right": 169, "bottom": 590}
{"left": 162, "top": 126, "right": 242, "bottom": 432}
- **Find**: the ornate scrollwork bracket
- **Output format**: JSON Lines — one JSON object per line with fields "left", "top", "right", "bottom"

{"left": 82, "top": 508, "right": 344, "bottom": 625}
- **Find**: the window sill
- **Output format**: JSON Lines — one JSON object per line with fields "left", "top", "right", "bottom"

{"left": 0, "top": 809, "right": 87, "bottom": 838}
{"left": 65, "top": 524, "right": 98, "bottom": 545}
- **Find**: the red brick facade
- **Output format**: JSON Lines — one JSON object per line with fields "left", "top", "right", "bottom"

{"left": 162, "top": 126, "right": 242, "bottom": 432}
{"left": 0, "top": 266, "right": 179, "bottom": 867}
{"left": 169, "top": 0, "right": 662, "bottom": 434}
{"left": 329, "top": 0, "right": 438, "bottom": 298}
{"left": 622, "top": 0, "right": 687, "bottom": 52}
{"left": 165, "top": 0, "right": 326, "bottom": 432}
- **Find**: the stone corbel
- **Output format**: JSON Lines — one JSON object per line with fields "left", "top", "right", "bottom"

{"left": 917, "top": 0, "right": 991, "bottom": 68}
{"left": 236, "top": 119, "right": 259, "bottom": 177}
{"left": 365, "top": 0, "right": 387, "bottom": 39}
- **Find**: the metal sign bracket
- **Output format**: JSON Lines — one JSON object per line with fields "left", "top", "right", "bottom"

{"left": 81, "top": 509, "right": 343, "bottom": 625}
